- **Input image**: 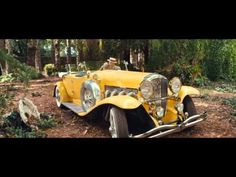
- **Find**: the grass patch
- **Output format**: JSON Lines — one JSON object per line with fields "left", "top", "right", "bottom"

{"left": 202, "top": 81, "right": 236, "bottom": 93}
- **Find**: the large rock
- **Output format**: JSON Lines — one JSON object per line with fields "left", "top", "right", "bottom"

{"left": 18, "top": 98, "right": 41, "bottom": 129}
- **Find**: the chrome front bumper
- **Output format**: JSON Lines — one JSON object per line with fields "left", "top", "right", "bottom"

{"left": 132, "top": 112, "right": 207, "bottom": 138}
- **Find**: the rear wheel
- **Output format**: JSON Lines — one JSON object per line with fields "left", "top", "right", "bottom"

{"left": 55, "top": 86, "right": 63, "bottom": 108}
{"left": 109, "top": 107, "right": 129, "bottom": 138}
{"left": 183, "top": 95, "right": 197, "bottom": 117}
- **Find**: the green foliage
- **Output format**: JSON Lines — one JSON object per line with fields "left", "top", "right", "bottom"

{"left": 0, "top": 73, "right": 16, "bottom": 83}
{"left": 193, "top": 75, "right": 208, "bottom": 87}
{"left": 220, "top": 94, "right": 236, "bottom": 120}
{"left": 204, "top": 40, "right": 236, "bottom": 81}
{"left": 3, "top": 39, "right": 236, "bottom": 84}
{"left": 4, "top": 127, "right": 46, "bottom": 138}
{"left": 148, "top": 39, "right": 236, "bottom": 83}
{"left": 44, "top": 64, "right": 56, "bottom": 76}
{"left": 214, "top": 83, "right": 236, "bottom": 93}
{"left": 0, "top": 93, "right": 14, "bottom": 108}
{"left": 101, "top": 40, "right": 120, "bottom": 59}
{"left": 223, "top": 98, "right": 236, "bottom": 118}
{"left": 0, "top": 111, "right": 46, "bottom": 138}
{"left": 84, "top": 61, "right": 104, "bottom": 70}
{"left": 38, "top": 113, "right": 56, "bottom": 129}
{"left": 15, "top": 66, "right": 40, "bottom": 87}
{"left": 148, "top": 40, "right": 206, "bottom": 71}
{"left": 0, "top": 111, "right": 56, "bottom": 138}
{"left": 146, "top": 40, "right": 161, "bottom": 71}
{"left": 204, "top": 40, "right": 224, "bottom": 81}
{"left": 0, "top": 50, "right": 41, "bottom": 87}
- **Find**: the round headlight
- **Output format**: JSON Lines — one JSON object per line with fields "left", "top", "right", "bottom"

{"left": 156, "top": 106, "right": 164, "bottom": 117}
{"left": 140, "top": 80, "right": 154, "bottom": 99}
{"left": 175, "top": 103, "right": 184, "bottom": 112}
{"left": 169, "top": 77, "right": 182, "bottom": 94}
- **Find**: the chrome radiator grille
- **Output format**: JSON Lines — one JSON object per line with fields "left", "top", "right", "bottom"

{"left": 161, "top": 78, "right": 168, "bottom": 112}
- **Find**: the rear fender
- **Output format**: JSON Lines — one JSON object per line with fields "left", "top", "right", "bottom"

{"left": 53, "top": 81, "right": 71, "bottom": 102}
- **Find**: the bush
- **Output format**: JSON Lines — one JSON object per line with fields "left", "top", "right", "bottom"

{"left": 0, "top": 50, "right": 41, "bottom": 87}
{"left": 0, "top": 73, "right": 16, "bottom": 83}
{"left": 0, "top": 93, "right": 14, "bottom": 108}
{"left": 164, "top": 59, "right": 207, "bottom": 86}
{"left": 44, "top": 64, "right": 56, "bottom": 76}
{"left": 38, "top": 113, "right": 57, "bottom": 129}
{"left": 0, "top": 111, "right": 56, "bottom": 138}
{"left": 223, "top": 97, "right": 236, "bottom": 109}
{"left": 4, "top": 127, "right": 46, "bottom": 138}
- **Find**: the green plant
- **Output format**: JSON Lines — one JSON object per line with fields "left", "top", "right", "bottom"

{"left": 223, "top": 97, "right": 236, "bottom": 110}
{"left": 0, "top": 73, "right": 16, "bottom": 83}
{"left": 0, "top": 111, "right": 49, "bottom": 138}
{"left": 0, "top": 93, "right": 14, "bottom": 108}
{"left": 193, "top": 75, "right": 208, "bottom": 87}
{"left": 0, "top": 50, "right": 41, "bottom": 88}
{"left": 44, "top": 64, "right": 56, "bottom": 76}
{"left": 38, "top": 113, "right": 57, "bottom": 129}
{"left": 4, "top": 127, "right": 46, "bottom": 138}
{"left": 223, "top": 97, "right": 236, "bottom": 119}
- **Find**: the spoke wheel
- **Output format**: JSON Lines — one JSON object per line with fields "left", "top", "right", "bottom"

{"left": 109, "top": 107, "right": 129, "bottom": 138}
{"left": 83, "top": 88, "right": 96, "bottom": 110}
{"left": 55, "top": 86, "right": 62, "bottom": 108}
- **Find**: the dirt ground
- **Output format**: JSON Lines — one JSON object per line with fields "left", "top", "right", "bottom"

{"left": 2, "top": 77, "right": 236, "bottom": 138}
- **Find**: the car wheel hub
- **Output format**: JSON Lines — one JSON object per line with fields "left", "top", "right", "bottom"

{"left": 109, "top": 110, "right": 118, "bottom": 138}
{"left": 83, "top": 89, "right": 95, "bottom": 109}
{"left": 55, "top": 88, "right": 61, "bottom": 107}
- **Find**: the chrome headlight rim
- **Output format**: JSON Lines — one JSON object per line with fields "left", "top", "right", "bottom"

{"left": 156, "top": 106, "right": 165, "bottom": 118}
{"left": 169, "top": 77, "right": 182, "bottom": 94}
{"left": 175, "top": 103, "right": 184, "bottom": 113}
{"left": 140, "top": 80, "right": 154, "bottom": 100}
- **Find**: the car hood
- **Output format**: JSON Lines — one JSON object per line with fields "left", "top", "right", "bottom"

{"left": 91, "top": 70, "right": 153, "bottom": 88}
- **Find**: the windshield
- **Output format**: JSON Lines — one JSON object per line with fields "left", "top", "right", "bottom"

{"left": 62, "top": 60, "right": 141, "bottom": 73}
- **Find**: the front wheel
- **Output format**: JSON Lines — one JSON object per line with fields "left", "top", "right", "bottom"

{"left": 183, "top": 95, "right": 197, "bottom": 117}
{"left": 109, "top": 107, "right": 129, "bottom": 138}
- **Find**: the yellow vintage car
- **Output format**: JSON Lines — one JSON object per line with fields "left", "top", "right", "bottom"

{"left": 54, "top": 63, "right": 207, "bottom": 138}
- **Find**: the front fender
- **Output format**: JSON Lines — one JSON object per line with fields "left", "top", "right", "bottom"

{"left": 179, "top": 86, "right": 200, "bottom": 102}
{"left": 78, "top": 95, "right": 142, "bottom": 116}
{"left": 54, "top": 81, "right": 71, "bottom": 102}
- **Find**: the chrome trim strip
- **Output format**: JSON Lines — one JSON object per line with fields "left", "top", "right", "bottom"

{"left": 132, "top": 112, "right": 207, "bottom": 138}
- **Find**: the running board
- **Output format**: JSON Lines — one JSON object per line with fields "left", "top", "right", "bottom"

{"left": 62, "top": 102, "right": 84, "bottom": 114}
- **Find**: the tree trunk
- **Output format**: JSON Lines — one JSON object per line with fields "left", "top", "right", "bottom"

{"left": 51, "top": 39, "right": 55, "bottom": 64}
{"left": 143, "top": 41, "right": 149, "bottom": 65}
{"left": 27, "top": 39, "right": 37, "bottom": 67}
{"left": 35, "top": 40, "right": 42, "bottom": 72}
{"left": 86, "top": 39, "right": 99, "bottom": 60}
{"left": 0, "top": 40, "right": 5, "bottom": 75}
{"left": 123, "top": 48, "right": 130, "bottom": 62}
{"left": 76, "top": 39, "right": 84, "bottom": 66}
{"left": 66, "top": 39, "right": 72, "bottom": 64}
{"left": 54, "top": 39, "right": 61, "bottom": 71}
{"left": 75, "top": 39, "right": 80, "bottom": 66}
{"left": 4, "top": 39, "right": 12, "bottom": 74}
